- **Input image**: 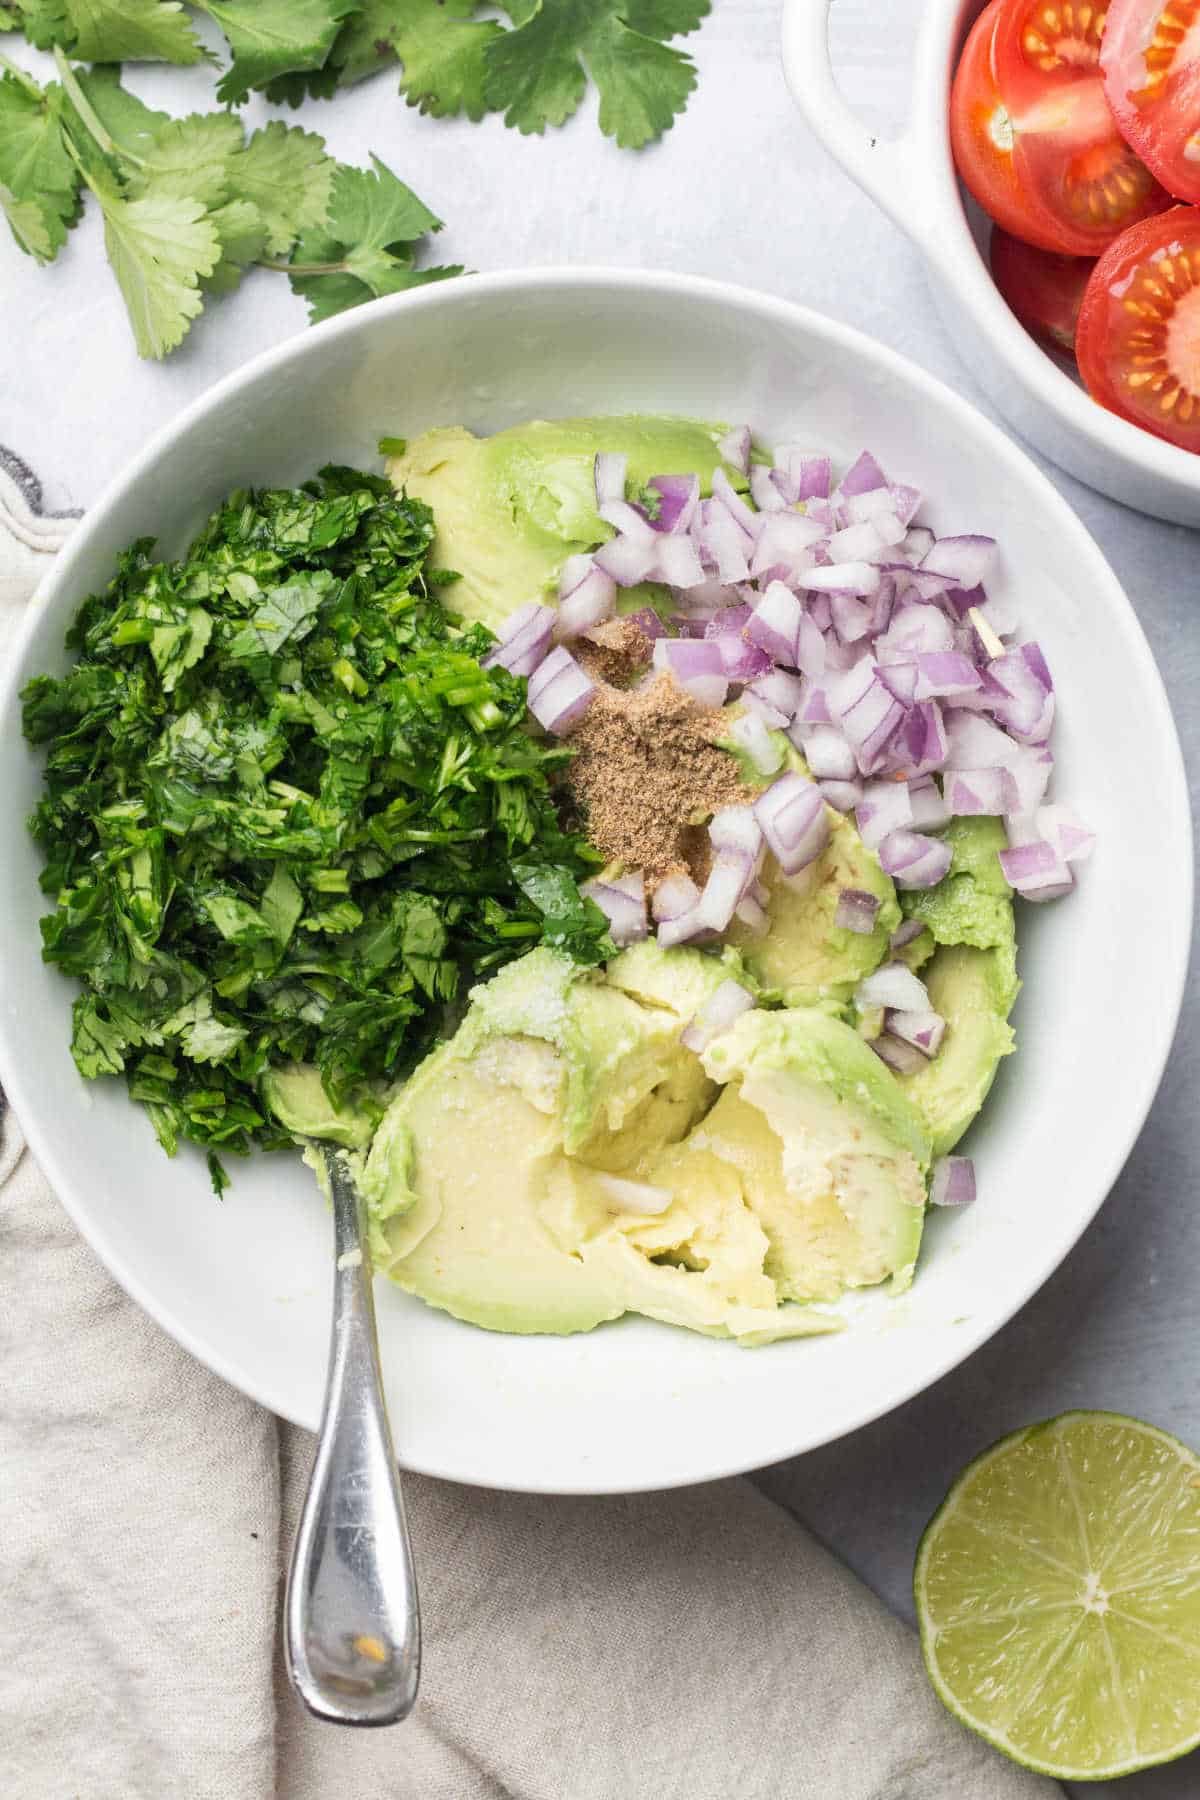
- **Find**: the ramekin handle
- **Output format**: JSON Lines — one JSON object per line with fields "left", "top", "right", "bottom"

{"left": 781, "top": 0, "right": 927, "bottom": 238}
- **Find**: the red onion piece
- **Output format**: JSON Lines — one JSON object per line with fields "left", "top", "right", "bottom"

{"left": 749, "top": 464, "right": 788, "bottom": 513}
{"left": 624, "top": 606, "right": 668, "bottom": 642}
{"left": 709, "top": 804, "right": 764, "bottom": 863}
{"left": 944, "top": 768, "right": 1020, "bottom": 816}
{"left": 656, "top": 531, "right": 707, "bottom": 591}
{"left": 802, "top": 561, "right": 881, "bottom": 597}
{"left": 751, "top": 512, "right": 825, "bottom": 582}
{"left": 680, "top": 977, "right": 757, "bottom": 1053}
{"left": 593, "top": 534, "right": 659, "bottom": 588}
{"left": 920, "top": 534, "right": 998, "bottom": 590}
{"left": 753, "top": 773, "right": 830, "bottom": 876}
{"left": 829, "top": 520, "right": 888, "bottom": 563}
{"left": 581, "top": 875, "right": 648, "bottom": 947}
{"left": 599, "top": 497, "right": 656, "bottom": 546}
{"left": 890, "top": 918, "right": 927, "bottom": 952}
{"left": 594, "top": 452, "right": 627, "bottom": 507}
{"left": 697, "top": 500, "right": 752, "bottom": 584}
{"left": 728, "top": 710, "right": 785, "bottom": 776}
{"left": 1036, "top": 803, "right": 1095, "bottom": 864}
{"left": 648, "top": 472, "right": 701, "bottom": 534}
{"left": 890, "top": 484, "right": 922, "bottom": 526}
{"left": 481, "top": 601, "right": 556, "bottom": 678}
{"left": 819, "top": 777, "right": 864, "bottom": 813}
{"left": 718, "top": 426, "right": 752, "bottom": 473}
{"left": 839, "top": 450, "right": 889, "bottom": 497}
{"left": 856, "top": 778, "right": 914, "bottom": 851}
{"left": 914, "top": 651, "right": 983, "bottom": 700}
{"left": 652, "top": 872, "right": 701, "bottom": 922}
{"left": 556, "top": 566, "right": 618, "bottom": 640}
{"left": 999, "top": 838, "right": 1075, "bottom": 901}
{"left": 930, "top": 1156, "right": 976, "bottom": 1207}
{"left": 833, "top": 662, "right": 904, "bottom": 772}
{"left": 712, "top": 466, "right": 758, "bottom": 535}
{"left": 857, "top": 961, "right": 931, "bottom": 1013}
{"left": 908, "top": 773, "right": 951, "bottom": 831}
{"left": 734, "top": 892, "right": 770, "bottom": 933}
{"left": 747, "top": 580, "right": 804, "bottom": 666}
{"left": 903, "top": 525, "right": 935, "bottom": 560}
{"left": 873, "top": 1033, "right": 928, "bottom": 1076}
{"left": 652, "top": 637, "right": 728, "bottom": 709}
{"left": 527, "top": 645, "right": 596, "bottom": 735}
{"left": 748, "top": 668, "right": 806, "bottom": 721}
{"left": 878, "top": 829, "right": 953, "bottom": 889}
{"left": 887, "top": 1006, "right": 945, "bottom": 1057}
{"left": 834, "top": 888, "right": 881, "bottom": 935}
{"left": 801, "top": 725, "right": 857, "bottom": 781}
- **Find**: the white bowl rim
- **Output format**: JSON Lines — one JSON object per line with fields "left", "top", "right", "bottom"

{"left": 783, "top": 0, "right": 1200, "bottom": 503}
{"left": 0, "top": 265, "right": 1191, "bottom": 1490}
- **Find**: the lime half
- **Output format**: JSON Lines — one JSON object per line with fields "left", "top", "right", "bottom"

{"left": 914, "top": 1411, "right": 1200, "bottom": 1780}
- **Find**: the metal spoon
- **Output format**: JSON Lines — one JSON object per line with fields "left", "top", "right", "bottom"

{"left": 284, "top": 1146, "right": 421, "bottom": 1726}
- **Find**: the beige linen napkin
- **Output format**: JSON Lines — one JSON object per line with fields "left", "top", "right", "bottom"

{"left": 0, "top": 461, "right": 1058, "bottom": 1800}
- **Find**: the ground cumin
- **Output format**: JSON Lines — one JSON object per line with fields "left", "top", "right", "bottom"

{"left": 563, "top": 647, "right": 747, "bottom": 886}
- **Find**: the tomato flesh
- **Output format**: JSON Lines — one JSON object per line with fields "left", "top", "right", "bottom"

{"left": 951, "top": 0, "right": 1172, "bottom": 254}
{"left": 1101, "top": 0, "right": 1200, "bottom": 203}
{"left": 1076, "top": 207, "right": 1200, "bottom": 450}
{"left": 989, "top": 226, "right": 1094, "bottom": 356}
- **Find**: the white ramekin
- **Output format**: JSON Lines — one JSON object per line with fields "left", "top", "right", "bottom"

{"left": 782, "top": 0, "right": 1200, "bottom": 526}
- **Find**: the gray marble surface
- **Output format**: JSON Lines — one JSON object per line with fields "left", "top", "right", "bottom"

{"left": 2, "top": 3, "right": 1196, "bottom": 1792}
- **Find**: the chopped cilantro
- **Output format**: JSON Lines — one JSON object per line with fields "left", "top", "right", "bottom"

{"left": 23, "top": 468, "right": 611, "bottom": 1188}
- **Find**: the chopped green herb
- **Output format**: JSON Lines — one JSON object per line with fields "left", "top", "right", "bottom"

{"left": 23, "top": 467, "right": 611, "bottom": 1188}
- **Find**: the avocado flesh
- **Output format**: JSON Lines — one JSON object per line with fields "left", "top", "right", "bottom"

{"left": 728, "top": 808, "right": 901, "bottom": 1006}
{"left": 895, "top": 818, "right": 1021, "bottom": 1156}
{"left": 387, "top": 415, "right": 734, "bottom": 631}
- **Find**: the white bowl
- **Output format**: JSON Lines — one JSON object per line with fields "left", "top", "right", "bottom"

{"left": 782, "top": 0, "right": 1200, "bottom": 527}
{"left": 0, "top": 270, "right": 1189, "bottom": 1494}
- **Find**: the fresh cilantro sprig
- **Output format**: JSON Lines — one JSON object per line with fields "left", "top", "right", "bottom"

{"left": 22, "top": 466, "right": 611, "bottom": 1190}
{"left": 0, "top": 50, "right": 460, "bottom": 355}
{"left": 2, "top": 0, "right": 711, "bottom": 147}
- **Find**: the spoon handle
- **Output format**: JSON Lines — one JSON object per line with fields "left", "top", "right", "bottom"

{"left": 284, "top": 1149, "right": 420, "bottom": 1726}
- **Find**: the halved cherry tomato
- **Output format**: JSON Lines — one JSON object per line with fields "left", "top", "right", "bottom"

{"left": 1101, "top": 0, "right": 1200, "bottom": 203}
{"left": 1076, "top": 206, "right": 1200, "bottom": 450}
{"left": 951, "top": 0, "right": 1172, "bottom": 254}
{"left": 990, "top": 225, "right": 1094, "bottom": 356}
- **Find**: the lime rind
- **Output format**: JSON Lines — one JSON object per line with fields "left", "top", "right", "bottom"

{"left": 914, "top": 1410, "right": 1200, "bottom": 1781}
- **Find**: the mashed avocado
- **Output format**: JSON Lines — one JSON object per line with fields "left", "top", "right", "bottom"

{"left": 271, "top": 947, "right": 937, "bottom": 1344}
{"left": 387, "top": 416, "right": 735, "bottom": 629}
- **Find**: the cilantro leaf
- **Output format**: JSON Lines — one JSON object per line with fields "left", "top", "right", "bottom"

{"left": 23, "top": 469, "right": 609, "bottom": 1175}
{"left": 224, "top": 119, "right": 333, "bottom": 258}
{"left": 346, "top": 0, "right": 503, "bottom": 118}
{"left": 202, "top": 0, "right": 358, "bottom": 104}
{"left": 98, "top": 186, "right": 221, "bottom": 357}
{"left": 288, "top": 153, "right": 460, "bottom": 324}
{"left": 124, "top": 110, "right": 245, "bottom": 206}
{"left": 63, "top": 0, "right": 206, "bottom": 64}
{"left": 484, "top": 0, "right": 708, "bottom": 145}
{"left": 0, "top": 70, "right": 80, "bottom": 261}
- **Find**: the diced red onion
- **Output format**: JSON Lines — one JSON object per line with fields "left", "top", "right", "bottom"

{"left": 748, "top": 668, "right": 806, "bottom": 721}
{"left": 843, "top": 486, "right": 899, "bottom": 524}
{"left": 697, "top": 501, "right": 752, "bottom": 584}
{"left": 877, "top": 604, "right": 955, "bottom": 661}
{"left": 482, "top": 601, "right": 555, "bottom": 677}
{"left": 890, "top": 918, "right": 927, "bottom": 952}
{"left": 694, "top": 854, "right": 756, "bottom": 933}
{"left": 987, "top": 646, "right": 1054, "bottom": 744}
{"left": 772, "top": 448, "right": 833, "bottom": 502}
{"left": 652, "top": 873, "right": 701, "bottom": 922}
{"left": 728, "top": 710, "right": 784, "bottom": 776}
{"left": 999, "top": 838, "right": 1075, "bottom": 901}
{"left": 857, "top": 961, "right": 931, "bottom": 1013}
{"left": 656, "top": 531, "right": 707, "bottom": 591}
{"left": 652, "top": 637, "right": 728, "bottom": 709}
{"left": 647, "top": 473, "right": 701, "bottom": 535}
{"left": 914, "top": 652, "right": 983, "bottom": 700}
{"left": 742, "top": 690, "right": 791, "bottom": 729}
{"left": 890, "top": 484, "right": 922, "bottom": 526}
{"left": 873, "top": 1033, "right": 929, "bottom": 1076}
{"left": 877, "top": 660, "right": 918, "bottom": 705}
{"left": 803, "top": 561, "right": 881, "bottom": 597}
{"left": 879, "top": 829, "right": 953, "bottom": 889}
{"left": 718, "top": 426, "right": 752, "bottom": 474}
{"left": 709, "top": 804, "right": 764, "bottom": 863}
{"left": 856, "top": 778, "right": 914, "bottom": 851}
{"left": 829, "top": 591, "right": 875, "bottom": 644}
{"left": 527, "top": 644, "right": 596, "bottom": 735}
{"left": 556, "top": 564, "right": 618, "bottom": 639}
{"left": 734, "top": 893, "right": 770, "bottom": 933}
{"left": 833, "top": 662, "right": 904, "bottom": 772}
{"left": 750, "top": 464, "right": 788, "bottom": 513}
{"left": 625, "top": 606, "right": 668, "bottom": 642}
{"left": 834, "top": 888, "right": 880, "bottom": 935}
{"left": 800, "top": 725, "right": 857, "bottom": 781}
{"left": 920, "top": 534, "right": 998, "bottom": 590}
{"left": 710, "top": 631, "right": 771, "bottom": 684}
{"left": 679, "top": 977, "right": 757, "bottom": 1053}
{"left": 903, "top": 525, "right": 935, "bottom": 560}
{"left": 1036, "top": 803, "right": 1095, "bottom": 864}
{"left": 750, "top": 511, "right": 826, "bottom": 583}
{"left": 581, "top": 875, "right": 648, "bottom": 947}
{"left": 944, "top": 768, "right": 1020, "bottom": 816}
{"left": 712, "top": 466, "right": 758, "bottom": 535}
{"left": 839, "top": 451, "right": 889, "bottom": 496}
{"left": 930, "top": 1156, "right": 976, "bottom": 1207}
{"left": 819, "top": 777, "right": 864, "bottom": 813}
{"left": 908, "top": 773, "right": 950, "bottom": 831}
{"left": 887, "top": 1007, "right": 945, "bottom": 1057}
{"left": 747, "top": 580, "right": 804, "bottom": 666}
{"left": 599, "top": 497, "right": 657, "bottom": 546}
{"left": 593, "top": 534, "right": 659, "bottom": 588}
{"left": 594, "top": 452, "right": 627, "bottom": 507}
{"left": 754, "top": 773, "right": 830, "bottom": 876}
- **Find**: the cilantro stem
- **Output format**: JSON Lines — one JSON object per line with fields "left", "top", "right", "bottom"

{"left": 53, "top": 44, "right": 148, "bottom": 170}
{"left": 0, "top": 49, "right": 43, "bottom": 99}
{"left": 259, "top": 258, "right": 354, "bottom": 277}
